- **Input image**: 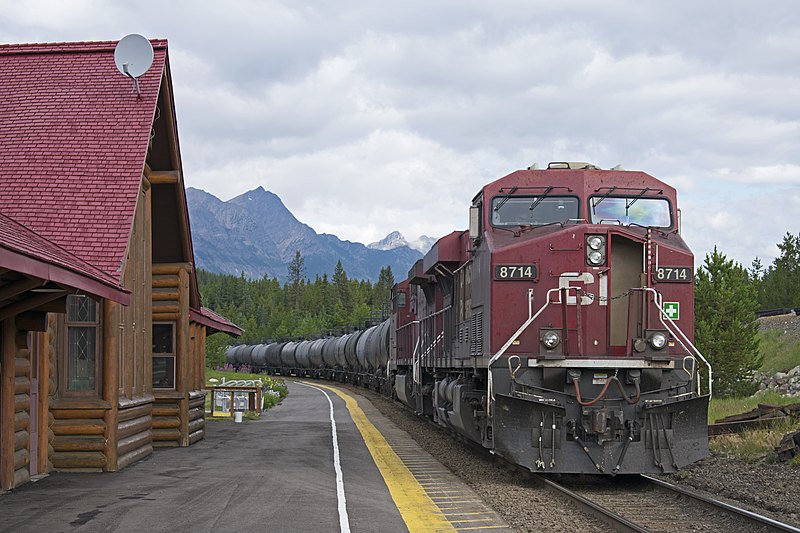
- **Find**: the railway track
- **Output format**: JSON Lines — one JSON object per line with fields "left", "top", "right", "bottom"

{"left": 333, "top": 381, "right": 800, "bottom": 531}
{"left": 535, "top": 474, "right": 800, "bottom": 533}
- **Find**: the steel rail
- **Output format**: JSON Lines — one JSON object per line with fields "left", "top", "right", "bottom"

{"left": 529, "top": 476, "right": 647, "bottom": 533}
{"left": 341, "top": 381, "right": 800, "bottom": 533}
{"left": 641, "top": 475, "right": 800, "bottom": 533}
{"left": 708, "top": 416, "right": 790, "bottom": 436}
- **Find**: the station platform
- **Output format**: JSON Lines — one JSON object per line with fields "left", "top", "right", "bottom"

{"left": 0, "top": 381, "right": 513, "bottom": 532}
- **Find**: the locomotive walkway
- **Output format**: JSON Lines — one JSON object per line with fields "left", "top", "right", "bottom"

{"left": 0, "top": 381, "right": 512, "bottom": 532}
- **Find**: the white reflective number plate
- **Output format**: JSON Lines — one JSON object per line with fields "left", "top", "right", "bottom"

{"left": 495, "top": 264, "right": 537, "bottom": 280}
{"left": 655, "top": 266, "right": 692, "bottom": 282}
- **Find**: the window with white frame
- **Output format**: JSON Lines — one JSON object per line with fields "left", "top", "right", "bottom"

{"left": 152, "top": 322, "right": 176, "bottom": 389}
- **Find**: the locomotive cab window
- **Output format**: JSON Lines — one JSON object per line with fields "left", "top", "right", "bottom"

{"left": 589, "top": 196, "right": 672, "bottom": 228}
{"left": 394, "top": 290, "right": 407, "bottom": 310}
{"left": 491, "top": 196, "right": 579, "bottom": 227}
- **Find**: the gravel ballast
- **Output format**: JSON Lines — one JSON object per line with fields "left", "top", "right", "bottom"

{"left": 358, "top": 388, "right": 612, "bottom": 532}
{"left": 663, "top": 453, "right": 800, "bottom": 527}
{"left": 349, "top": 385, "right": 800, "bottom": 531}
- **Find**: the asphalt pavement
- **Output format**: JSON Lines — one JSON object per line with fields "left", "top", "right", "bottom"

{"left": 0, "top": 381, "right": 511, "bottom": 533}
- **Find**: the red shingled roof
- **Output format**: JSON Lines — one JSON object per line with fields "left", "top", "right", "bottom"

{"left": 0, "top": 39, "right": 168, "bottom": 281}
{"left": 0, "top": 212, "right": 130, "bottom": 304}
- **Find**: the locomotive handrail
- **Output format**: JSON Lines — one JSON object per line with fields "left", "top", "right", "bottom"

{"left": 639, "top": 287, "right": 713, "bottom": 398}
{"left": 395, "top": 319, "right": 418, "bottom": 334}
{"left": 486, "top": 284, "right": 710, "bottom": 418}
{"left": 412, "top": 305, "right": 452, "bottom": 384}
{"left": 410, "top": 322, "right": 421, "bottom": 385}
{"left": 487, "top": 287, "right": 568, "bottom": 416}
{"left": 452, "top": 258, "right": 472, "bottom": 274}
{"left": 490, "top": 286, "right": 586, "bottom": 367}
{"left": 396, "top": 319, "right": 422, "bottom": 384}
{"left": 417, "top": 305, "right": 452, "bottom": 322}
{"left": 421, "top": 331, "right": 444, "bottom": 359}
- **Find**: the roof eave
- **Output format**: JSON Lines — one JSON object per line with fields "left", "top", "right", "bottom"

{"left": 189, "top": 307, "right": 243, "bottom": 337}
{"left": 0, "top": 246, "right": 131, "bottom": 305}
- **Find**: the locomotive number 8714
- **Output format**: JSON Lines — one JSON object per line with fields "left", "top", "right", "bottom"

{"left": 229, "top": 161, "right": 712, "bottom": 476}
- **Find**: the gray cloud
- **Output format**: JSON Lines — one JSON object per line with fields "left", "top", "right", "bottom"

{"left": 1, "top": 0, "right": 798, "bottom": 269}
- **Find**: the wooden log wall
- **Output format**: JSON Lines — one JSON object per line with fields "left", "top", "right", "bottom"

{"left": 43, "top": 302, "right": 110, "bottom": 472}
{"left": 152, "top": 263, "right": 186, "bottom": 323}
{"left": 45, "top": 315, "right": 57, "bottom": 473}
{"left": 50, "top": 403, "right": 107, "bottom": 471}
{"left": 152, "top": 396, "right": 181, "bottom": 446}
{"left": 108, "top": 180, "right": 154, "bottom": 471}
{"left": 151, "top": 262, "right": 200, "bottom": 447}
{"left": 1, "top": 319, "right": 33, "bottom": 489}
{"left": 117, "top": 397, "right": 153, "bottom": 469}
{"left": 191, "top": 323, "right": 207, "bottom": 391}
{"left": 13, "top": 333, "right": 31, "bottom": 488}
{"left": 188, "top": 391, "right": 205, "bottom": 445}
{"left": 120, "top": 180, "right": 152, "bottom": 403}
{"left": 189, "top": 323, "right": 207, "bottom": 444}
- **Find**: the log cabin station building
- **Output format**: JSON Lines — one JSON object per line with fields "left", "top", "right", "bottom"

{"left": 0, "top": 39, "right": 241, "bottom": 491}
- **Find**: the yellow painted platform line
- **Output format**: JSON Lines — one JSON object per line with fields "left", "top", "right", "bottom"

{"left": 456, "top": 526, "right": 508, "bottom": 531}
{"left": 313, "top": 383, "right": 455, "bottom": 532}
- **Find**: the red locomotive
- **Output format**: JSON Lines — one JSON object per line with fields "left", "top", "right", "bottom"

{"left": 230, "top": 162, "right": 712, "bottom": 475}
{"left": 391, "top": 162, "right": 710, "bottom": 474}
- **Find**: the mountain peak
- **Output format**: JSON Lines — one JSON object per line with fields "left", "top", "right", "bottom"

{"left": 187, "top": 187, "right": 422, "bottom": 282}
{"left": 366, "top": 232, "right": 435, "bottom": 254}
{"left": 234, "top": 186, "right": 276, "bottom": 202}
{"left": 368, "top": 231, "right": 409, "bottom": 251}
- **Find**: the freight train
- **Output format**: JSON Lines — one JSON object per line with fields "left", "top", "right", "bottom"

{"left": 227, "top": 162, "right": 712, "bottom": 475}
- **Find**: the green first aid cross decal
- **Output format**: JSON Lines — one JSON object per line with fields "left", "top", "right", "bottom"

{"left": 663, "top": 302, "right": 680, "bottom": 320}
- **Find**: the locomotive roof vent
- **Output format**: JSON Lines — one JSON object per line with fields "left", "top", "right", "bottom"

{"left": 547, "top": 161, "right": 598, "bottom": 170}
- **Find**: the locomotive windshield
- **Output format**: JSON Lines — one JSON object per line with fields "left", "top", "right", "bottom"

{"left": 492, "top": 196, "right": 579, "bottom": 226}
{"left": 589, "top": 196, "right": 672, "bottom": 227}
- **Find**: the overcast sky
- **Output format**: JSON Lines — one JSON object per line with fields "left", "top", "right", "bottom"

{"left": 2, "top": 1, "right": 798, "bottom": 269}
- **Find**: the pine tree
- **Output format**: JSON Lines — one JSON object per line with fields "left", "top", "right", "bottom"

{"left": 333, "top": 260, "right": 351, "bottom": 313}
{"left": 198, "top": 262, "right": 383, "bottom": 360}
{"left": 288, "top": 249, "right": 305, "bottom": 312}
{"left": 695, "top": 247, "right": 762, "bottom": 397}
{"left": 374, "top": 266, "right": 395, "bottom": 317}
{"left": 759, "top": 232, "right": 800, "bottom": 308}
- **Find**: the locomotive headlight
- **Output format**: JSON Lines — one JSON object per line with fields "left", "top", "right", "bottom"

{"left": 587, "top": 235, "right": 605, "bottom": 250}
{"left": 541, "top": 330, "right": 560, "bottom": 349}
{"left": 587, "top": 250, "right": 604, "bottom": 265}
{"left": 648, "top": 332, "right": 668, "bottom": 350}
{"left": 585, "top": 235, "right": 606, "bottom": 266}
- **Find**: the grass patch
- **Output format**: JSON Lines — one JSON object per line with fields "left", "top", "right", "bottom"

{"left": 708, "top": 391, "right": 799, "bottom": 423}
{"left": 707, "top": 326, "right": 800, "bottom": 423}
{"left": 758, "top": 329, "right": 800, "bottom": 374}
{"left": 206, "top": 368, "right": 267, "bottom": 383}
{"left": 710, "top": 419, "right": 799, "bottom": 463}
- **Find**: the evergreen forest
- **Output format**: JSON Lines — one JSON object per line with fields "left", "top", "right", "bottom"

{"left": 200, "top": 232, "right": 800, "bottom": 397}
{"left": 199, "top": 253, "right": 395, "bottom": 367}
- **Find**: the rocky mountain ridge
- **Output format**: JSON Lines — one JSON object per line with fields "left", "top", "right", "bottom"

{"left": 368, "top": 231, "right": 437, "bottom": 254}
{"left": 187, "top": 186, "right": 423, "bottom": 282}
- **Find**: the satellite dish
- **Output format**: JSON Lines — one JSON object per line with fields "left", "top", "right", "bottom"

{"left": 114, "top": 34, "right": 154, "bottom": 95}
